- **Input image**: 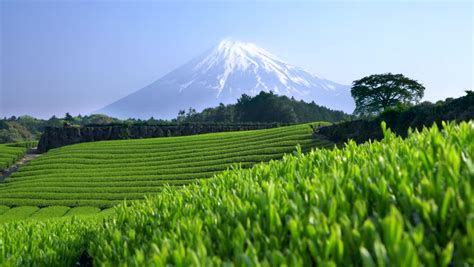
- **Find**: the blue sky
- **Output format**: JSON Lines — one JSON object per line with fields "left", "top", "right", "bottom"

{"left": 1, "top": 1, "right": 472, "bottom": 119}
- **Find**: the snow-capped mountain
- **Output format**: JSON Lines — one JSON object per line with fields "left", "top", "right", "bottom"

{"left": 98, "top": 39, "right": 354, "bottom": 119}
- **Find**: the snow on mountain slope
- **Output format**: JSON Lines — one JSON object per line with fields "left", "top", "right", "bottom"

{"left": 98, "top": 39, "right": 354, "bottom": 119}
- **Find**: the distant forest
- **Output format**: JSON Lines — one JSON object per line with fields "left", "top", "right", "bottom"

{"left": 0, "top": 91, "right": 348, "bottom": 143}
{"left": 179, "top": 91, "right": 348, "bottom": 123}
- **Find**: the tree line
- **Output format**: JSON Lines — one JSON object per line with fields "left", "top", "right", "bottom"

{"left": 178, "top": 91, "right": 348, "bottom": 124}
{"left": 3, "top": 72, "right": 467, "bottom": 144}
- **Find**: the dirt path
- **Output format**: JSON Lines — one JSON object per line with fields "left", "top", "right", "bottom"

{"left": 0, "top": 148, "right": 40, "bottom": 182}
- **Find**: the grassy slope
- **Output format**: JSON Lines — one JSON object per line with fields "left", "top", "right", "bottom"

{"left": 0, "top": 144, "right": 27, "bottom": 171}
{"left": 0, "top": 121, "right": 471, "bottom": 266}
{"left": 0, "top": 122, "right": 331, "bottom": 209}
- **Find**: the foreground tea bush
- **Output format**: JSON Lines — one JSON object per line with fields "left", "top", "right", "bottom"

{"left": 90, "top": 121, "right": 473, "bottom": 266}
{"left": 0, "top": 217, "right": 97, "bottom": 266}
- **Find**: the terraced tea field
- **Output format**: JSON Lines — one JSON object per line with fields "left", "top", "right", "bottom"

{"left": 0, "top": 123, "right": 331, "bottom": 209}
{"left": 0, "top": 204, "right": 115, "bottom": 223}
{"left": 0, "top": 144, "right": 28, "bottom": 171}
{"left": 0, "top": 121, "right": 471, "bottom": 266}
{"left": 0, "top": 141, "right": 37, "bottom": 172}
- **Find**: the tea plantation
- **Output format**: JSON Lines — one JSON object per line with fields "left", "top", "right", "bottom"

{"left": 0, "top": 144, "right": 27, "bottom": 171}
{"left": 0, "top": 141, "right": 37, "bottom": 171}
{"left": 0, "top": 121, "right": 471, "bottom": 266}
{"left": 0, "top": 122, "right": 331, "bottom": 212}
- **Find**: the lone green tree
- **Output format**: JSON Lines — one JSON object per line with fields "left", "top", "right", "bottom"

{"left": 64, "top": 112, "right": 74, "bottom": 123}
{"left": 351, "top": 73, "right": 425, "bottom": 116}
{"left": 176, "top": 110, "right": 186, "bottom": 123}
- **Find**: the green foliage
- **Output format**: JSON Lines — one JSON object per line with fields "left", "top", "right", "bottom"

{"left": 318, "top": 91, "right": 474, "bottom": 144}
{"left": 184, "top": 91, "right": 348, "bottom": 123}
{"left": 0, "top": 121, "right": 471, "bottom": 266}
{"left": 0, "top": 114, "right": 121, "bottom": 144}
{"left": 351, "top": 73, "right": 425, "bottom": 116}
{"left": 0, "top": 91, "right": 345, "bottom": 145}
{"left": 64, "top": 207, "right": 101, "bottom": 217}
{"left": 0, "top": 206, "right": 39, "bottom": 223}
{"left": 96, "top": 208, "right": 116, "bottom": 219}
{"left": 188, "top": 103, "right": 235, "bottom": 123}
{"left": 64, "top": 113, "right": 73, "bottom": 124}
{"left": 0, "top": 123, "right": 331, "bottom": 207}
{"left": 90, "top": 121, "right": 472, "bottom": 265}
{"left": 0, "top": 217, "right": 99, "bottom": 266}
{"left": 236, "top": 91, "right": 298, "bottom": 122}
{"left": 0, "top": 144, "right": 27, "bottom": 171}
{"left": 28, "top": 206, "right": 71, "bottom": 220}
{"left": 0, "top": 206, "right": 111, "bottom": 222}
{"left": 0, "top": 205, "right": 10, "bottom": 215}
{"left": 81, "top": 114, "right": 118, "bottom": 125}
{"left": 0, "top": 141, "right": 36, "bottom": 171}
{"left": 5, "top": 141, "right": 38, "bottom": 149}
{"left": 0, "top": 121, "right": 34, "bottom": 144}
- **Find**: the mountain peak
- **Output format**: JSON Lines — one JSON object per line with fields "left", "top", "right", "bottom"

{"left": 98, "top": 40, "right": 355, "bottom": 119}
{"left": 194, "top": 39, "right": 298, "bottom": 94}
{"left": 217, "top": 38, "right": 245, "bottom": 48}
{"left": 215, "top": 38, "right": 271, "bottom": 55}
{"left": 214, "top": 38, "right": 285, "bottom": 65}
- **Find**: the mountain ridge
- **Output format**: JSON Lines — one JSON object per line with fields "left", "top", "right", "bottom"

{"left": 98, "top": 39, "right": 354, "bottom": 119}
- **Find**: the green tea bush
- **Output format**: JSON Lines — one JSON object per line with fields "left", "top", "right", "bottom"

{"left": 28, "top": 206, "right": 70, "bottom": 220}
{"left": 0, "top": 205, "right": 9, "bottom": 215}
{"left": 0, "top": 217, "right": 98, "bottom": 266}
{"left": 5, "top": 141, "right": 38, "bottom": 149}
{"left": 89, "top": 121, "right": 473, "bottom": 266}
{"left": 64, "top": 206, "right": 101, "bottom": 217}
{"left": 0, "top": 121, "right": 471, "bottom": 266}
{"left": 0, "top": 144, "right": 27, "bottom": 171}
{"left": 0, "top": 123, "right": 326, "bottom": 208}
{"left": 0, "top": 206, "right": 39, "bottom": 223}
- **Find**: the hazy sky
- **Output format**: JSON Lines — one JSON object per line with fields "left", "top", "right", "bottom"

{"left": 1, "top": 1, "right": 472, "bottom": 119}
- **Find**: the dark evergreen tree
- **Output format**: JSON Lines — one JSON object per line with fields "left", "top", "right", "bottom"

{"left": 64, "top": 112, "right": 74, "bottom": 123}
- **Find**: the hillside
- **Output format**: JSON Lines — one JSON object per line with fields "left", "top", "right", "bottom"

{"left": 37, "top": 122, "right": 289, "bottom": 153}
{"left": 1, "top": 91, "right": 348, "bottom": 145}
{"left": 0, "top": 145, "right": 27, "bottom": 172}
{"left": 0, "top": 121, "right": 471, "bottom": 265}
{"left": 317, "top": 91, "right": 474, "bottom": 144}
{"left": 0, "top": 122, "right": 332, "bottom": 209}
{"left": 0, "top": 142, "right": 36, "bottom": 172}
